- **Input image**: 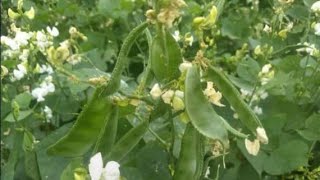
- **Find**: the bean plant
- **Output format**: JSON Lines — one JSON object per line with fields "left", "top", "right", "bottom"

{"left": 1, "top": 0, "right": 320, "bottom": 180}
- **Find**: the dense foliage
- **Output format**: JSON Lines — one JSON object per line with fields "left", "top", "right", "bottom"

{"left": 1, "top": 0, "right": 320, "bottom": 179}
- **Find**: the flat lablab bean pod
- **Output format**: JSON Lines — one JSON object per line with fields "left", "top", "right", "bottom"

{"left": 151, "top": 30, "right": 182, "bottom": 83}
{"left": 185, "top": 66, "right": 229, "bottom": 146}
{"left": 106, "top": 120, "right": 148, "bottom": 162}
{"left": 103, "top": 22, "right": 149, "bottom": 95}
{"left": 207, "top": 65, "right": 263, "bottom": 133}
{"left": 173, "top": 123, "right": 204, "bottom": 180}
{"left": 47, "top": 87, "right": 113, "bottom": 157}
{"left": 93, "top": 105, "right": 119, "bottom": 157}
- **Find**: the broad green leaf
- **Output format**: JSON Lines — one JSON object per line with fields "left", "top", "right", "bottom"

{"left": 1, "top": 131, "right": 23, "bottom": 180}
{"left": 24, "top": 150, "right": 41, "bottom": 180}
{"left": 237, "top": 139, "right": 268, "bottom": 176}
{"left": 297, "top": 113, "right": 320, "bottom": 141}
{"left": 135, "top": 142, "right": 171, "bottom": 180}
{"left": 236, "top": 57, "right": 260, "bottom": 82}
{"left": 35, "top": 123, "right": 72, "bottom": 180}
{"left": 14, "top": 92, "right": 32, "bottom": 109}
{"left": 263, "top": 140, "right": 309, "bottom": 175}
{"left": 4, "top": 110, "right": 33, "bottom": 122}
{"left": 60, "top": 158, "right": 83, "bottom": 180}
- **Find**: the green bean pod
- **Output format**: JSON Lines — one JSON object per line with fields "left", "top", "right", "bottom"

{"left": 173, "top": 123, "right": 204, "bottom": 180}
{"left": 47, "top": 87, "right": 113, "bottom": 157}
{"left": 93, "top": 105, "right": 119, "bottom": 156}
{"left": 207, "top": 65, "right": 263, "bottom": 133}
{"left": 185, "top": 66, "right": 229, "bottom": 146}
{"left": 24, "top": 150, "right": 41, "bottom": 180}
{"left": 103, "top": 22, "right": 149, "bottom": 95}
{"left": 151, "top": 30, "right": 182, "bottom": 83}
{"left": 106, "top": 120, "right": 148, "bottom": 162}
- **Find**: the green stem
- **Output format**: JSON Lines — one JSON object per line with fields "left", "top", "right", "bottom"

{"left": 148, "top": 127, "right": 169, "bottom": 148}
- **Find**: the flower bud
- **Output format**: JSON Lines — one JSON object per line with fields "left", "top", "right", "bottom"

{"left": 8, "top": 8, "right": 20, "bottom": 20}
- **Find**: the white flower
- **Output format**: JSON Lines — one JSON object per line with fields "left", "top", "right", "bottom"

{"left": 297, "top": 42, "right": 318, "bottom": 56}
{"left": 174, "top": 90, "right": 184, "bottom": 98}
{"left": 36, "top": 31, "right": 52, "bottom": 51}
{"left": 203, "top": 81, "right": 225, "bottom": 107}
{"left": 245, "top": 139, "right": 260, "bottom": 156}
{"left": 19, "top": 49, "right": 30, "bottom": 62}
{"left": 31, "top": 87, "right": 47, "bottom": 102}
{"left": 311, "top": 1, "right": 320, "bottom": 13}
{"left": 39, "top": 64, "right": 53, "bottom": 74}
{"left": 150, "top": 83, "right": 162, "bottom": 99}
{"left": 31, "top": 76, "right": 55, "bottom": 102}
{"left": 185, "top": 34, "right": 194, "bottom": 46}
{"left": 178, "top": 61, "right": 193, "bottom": 72}
{"left": 204, "top": 167, "right": 210, "bottom": 178}
{"left": 259, "top": 91, "right": 268, "bottom": 100}
{"left": 89, "top": 152, "right": 120, "bottom": 180}
{"left": 256, "top": 127, "right": 268, "bottom": 144}
{"left": 261, "top": 64, "right": 272, "bottom": 74}
{"left": 14, "top": 31, "right": 33, "bottom": 46}
{"left": 161, "top": 90, "right": 175, "bottom": 104}
{"left": 172, "top": 96, "right": 185, "bottom": 111}
{"left": 172, "top": 30, "right": 180, "bottom": 41}
{"left": 1, "top": 36, "right": 19, "bottom": 50}
{"left": 314, "top": 23, "right": 320, "bottom": 36}
{"left": 13, "top": 64, "right": 27, "bottom": 80}
{"left": 240, "top": 89, "right": 251, "bottom": 97}
{"left": 67, "top": 54, "right": 82, "bottom": 65}
{"left": 44, "top": 106, "right": 53, "bottom": 120}
{"left": 253, "top": 106, "right": 263, "bottom": 115}
{"left": 46, "top": 26, "right": 59, "bottom": 37}
{"left": 286, "top": 22, "right": 293, "bottom": 31}
{"left": 263, "top": 24, "right": 272, "bottom": 33}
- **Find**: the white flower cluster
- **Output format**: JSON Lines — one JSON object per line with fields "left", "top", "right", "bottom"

{"left": 44, "top": 106, "right": 53, "bottom": 122}
{"left": 245, "top": 127, "right": 268, "bottom": 156}
{"left": 31, "top": 76, "right": 55, "bottom": 102}
{"left": 150, "top": 84, "right": 185, "bottom": 111}
{"left": 311, "top": 1, "right": 320, "bottom": 14}
{"left": 313, "top": 23, "right": 320, "bottom": 36}
{"left": 296, "top": 42, "right": 319, "bottom": 56}
{"left": 258, "top": 64, "right": 274, "bottom": 86}
{"left": 89, "top": 152, "right": 120, "bottom": 180}
{"left": 13, "top": 63, "right": 27, "bottom": 80}
{"left": 203, "top": 81, "right": 225, "bottom": 107}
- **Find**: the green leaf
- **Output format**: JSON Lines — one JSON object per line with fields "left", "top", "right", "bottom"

{"left": 1, "top": 131, "right": 23, "bottom": 180}
{"left": 14, "top": 92, "right": 32, "bottom": 109}
{"left": 4, "top": 110, "right": 33, "bottom": 122}
{"left": 297, "top": 113, "right": 320, "bottom": 141}
{"left": 35, "top": 123, "right": 72, "bottom": 180}
{"left": 237, "top": 139, "right": 268, "bottom": 176}
{"left": 60, "top": 158, "right": 83, "bottom": 180}
{"left": 263, "top": 140, "right": 309, "bottom": 175}
{"left": 236, "top": 57, "right": 260, "bottom": 82}
{"left": 24, "top": 150, "right": 41, "bottom": 180}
